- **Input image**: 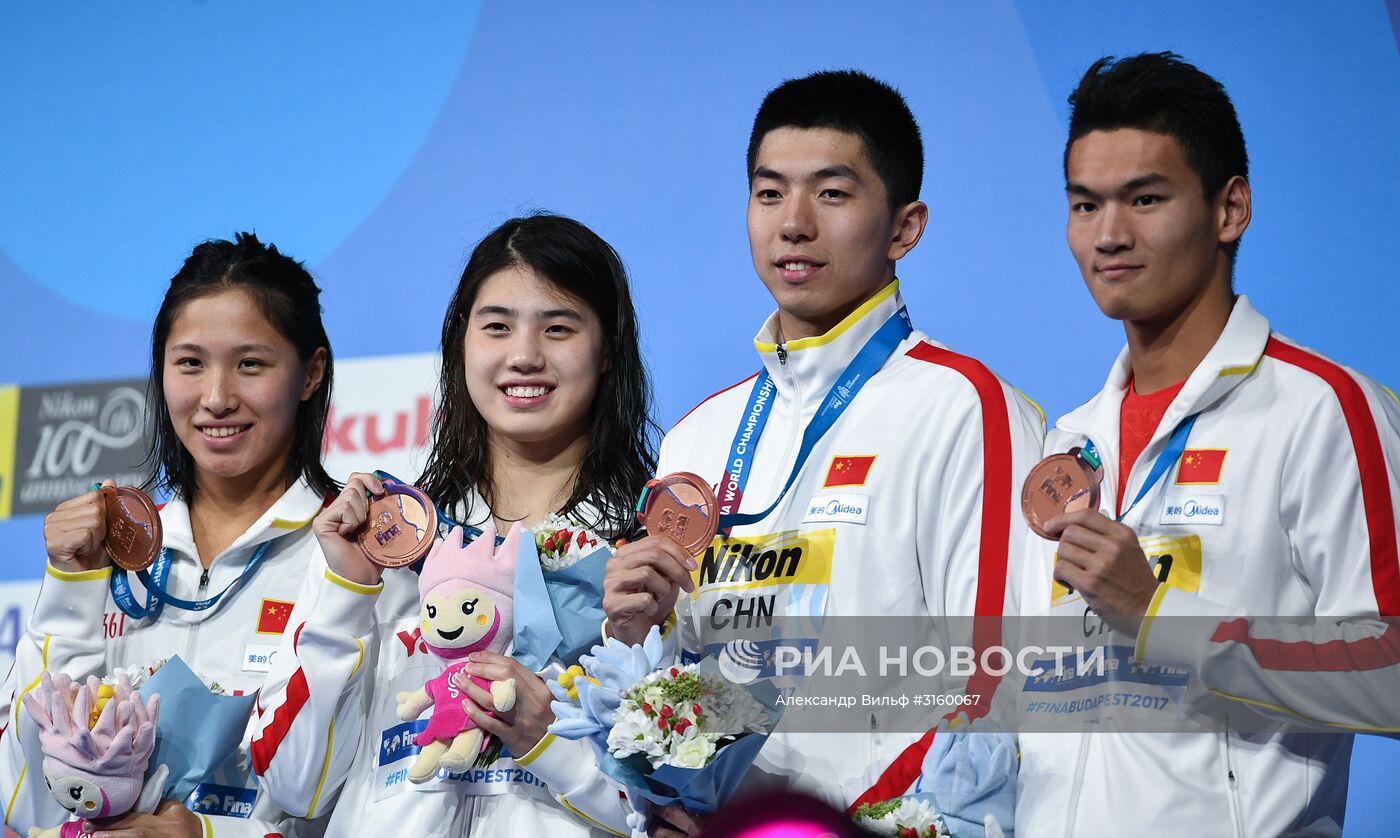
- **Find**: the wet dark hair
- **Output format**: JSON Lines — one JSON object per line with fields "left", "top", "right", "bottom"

{"left": 417, "top": 213, "right": 659, "bottom": 540}
{"left": 1067, "top": 52, "right": 1249, "bottom": 256}
{"left": 747, "top": 69, "right": 924, "bottom": 212}
{"left": 144, "top": 232, "right": 336, "bottom": 502}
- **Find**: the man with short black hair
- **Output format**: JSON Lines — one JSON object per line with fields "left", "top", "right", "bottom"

{"left": 1015, "top": 52, "right": 1400, "bottom": 836}
{"left": 605, "top": 69, "right": 1043, "bottom": 833}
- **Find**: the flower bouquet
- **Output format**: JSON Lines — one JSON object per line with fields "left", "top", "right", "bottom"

{"left": 857, "top": 730, "right": 1015, "bottom": 838}
{"left": 132, "top": 656, "right": 257, "bottom": 803}
{"left": 547, "top": 625, "right": 774, "bottom": 836}
{"left": 512, "top": 514, "right": 615, "bottom": 669}
{"left": 854, "top": 796, "right": 952, "bottom": 837}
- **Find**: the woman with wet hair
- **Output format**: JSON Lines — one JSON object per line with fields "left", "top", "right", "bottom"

{"left": 254, "top": 213, "right": 658, "bottom": 836}
{"left": 0, "top": 233, "right": 337, "bottom": 837}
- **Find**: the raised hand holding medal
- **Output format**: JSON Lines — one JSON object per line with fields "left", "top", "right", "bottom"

{"left": 317, "top": 470, "right": 491, "bottom": 583}
{"left": 599, "top": 476, "right": 708, "bottom": 646}
{"left": 45, "top": 480, "right": 255, "bottom": 622}
{"left": 42, "top": 479, "right": 162, "bottom": 574}
{"left": 313, "top": 471, "right": 430, "bottom": 588}
{"left": 1027, "top": 428, "right": 1199, "bottom": 633}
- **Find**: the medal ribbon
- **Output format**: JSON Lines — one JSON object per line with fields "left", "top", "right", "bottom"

{"left": 110, "top": 540, "right": 274, "bottom": 620}
{"left": 716, "top": 307, "right": 912, "bottom": 531}
{"left": 1083, "top": 413, "right": 1199, "bottom": 523}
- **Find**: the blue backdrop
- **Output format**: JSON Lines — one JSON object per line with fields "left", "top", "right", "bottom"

{"left": 3, "top": 2, "right": 1398, "bottom": 831}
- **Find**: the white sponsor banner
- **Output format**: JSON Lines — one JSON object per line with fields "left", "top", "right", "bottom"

{"left": 0, "top": 580, "right": 42, "bottom": 673}
{"left": 323, "top": 353, "right": 438, "bottom": 483}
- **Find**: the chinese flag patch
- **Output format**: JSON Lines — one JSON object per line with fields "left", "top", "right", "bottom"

{"left": 823, "top": 455, "right": 876, "bottom": 488}
{"left": 256, "top": 599, "right": 294, "bottom": 635}
{"left": 1176, "top": 449, "right": 1227, "bottom": 485}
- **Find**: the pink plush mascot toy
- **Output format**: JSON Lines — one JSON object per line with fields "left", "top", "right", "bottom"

{"left": 396, "top": 523, "right": 518, "bottom": 783}
{"left": 22, "top": 671, "right": 164, "bottom": 838}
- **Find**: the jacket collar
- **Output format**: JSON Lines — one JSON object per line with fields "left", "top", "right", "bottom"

{"left": 160, "top": 479, "right": 326, "bottom": 562}
{"left": 753, "top": 279, "right": 906, "bottom": 408}
{"left": 1057, "top": 295, "right": 1272, "bottom": 453}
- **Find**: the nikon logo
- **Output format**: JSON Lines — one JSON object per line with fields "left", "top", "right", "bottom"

{"left": 698, "top": 541, "right": 803, "bottom": 586}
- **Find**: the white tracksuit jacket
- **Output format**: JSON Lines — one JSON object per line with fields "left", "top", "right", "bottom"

{"left": 249, "top": 495, "right": 633, "bottom": 838}
{"left": 0, "top": 481, "right": 329, "bottom": 837}
{"left": 658, "top": 280, "right": 1044, "bottom": 809}
{"left": 1015, "top": 296, "right": 1400, "bottom": 837}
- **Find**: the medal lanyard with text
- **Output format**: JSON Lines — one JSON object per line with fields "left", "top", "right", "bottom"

{"left": 716, "top": 307, "right": 912, "bottom": 532}
{"left": 1084, "top": 413, "right": 1200, "bottom": 522}
{"left": 110, "top": 540, "right": 275, "bottom": 621}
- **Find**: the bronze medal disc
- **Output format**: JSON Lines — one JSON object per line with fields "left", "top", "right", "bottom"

{"left": 637, "top": 472, "right": 718, "bottom": 558}
{"left": 358, "top": 482, "right": 438, "bottom": 568}
{"left": 102, "top": 486, "right": 162, "bottom": 571}
{"left": 1021, "top": 453, "right": 1102, "bottom": 540}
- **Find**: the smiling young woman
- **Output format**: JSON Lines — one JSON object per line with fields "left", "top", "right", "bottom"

{"left": 0, "top": 233, "right": 338, "bottom": 838}
{"left": 253, "top": 213, "right": 659, "bottom": 838}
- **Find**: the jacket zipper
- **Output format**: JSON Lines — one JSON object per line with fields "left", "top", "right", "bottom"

{"left": 185, "top": 565, "right": 211, "bottom": 663}
{"left": 771, "top": 342, "right": 802, "bottom": 512}
{"left": 1222, "top": 724, "right": 1247, "bottom": 837}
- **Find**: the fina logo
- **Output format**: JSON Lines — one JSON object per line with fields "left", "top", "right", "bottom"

{"left": 717, "top": 639, "right": 765, "bottom": 685}
{"left": 199, "top": 793, "right": 220, "bottom": 811}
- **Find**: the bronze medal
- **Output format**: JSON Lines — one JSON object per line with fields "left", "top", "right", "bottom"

{"left": 358, "top": 481, "right": 438, "bottom": 568}
{"left": 636, "top": 472, "right": 718, "bottom": 558}
{"left": 101, "top": 486, "right": 162, "bottom": 571}
{"left": 1021, "top": 453, "right": 1102, "bottom": 540}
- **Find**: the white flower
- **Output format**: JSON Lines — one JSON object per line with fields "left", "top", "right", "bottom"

{"left": 102, "top": 662, "right": 161, "bottom": 690}
{"left": 853, "top": 814, "right": 899, "bottom": 836}
{"left": 667, "top": 733, "right": 716, "bottom": 769}
{"left": 891, "top": 797, "right": 942, "bottom": 830}
{"left": 606, "top": 707, "right": 667, "bottom": 765}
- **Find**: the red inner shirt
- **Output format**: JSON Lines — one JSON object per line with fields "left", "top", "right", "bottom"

{"left": 1117, "top": 378, "right": 1186, "bottom": 516}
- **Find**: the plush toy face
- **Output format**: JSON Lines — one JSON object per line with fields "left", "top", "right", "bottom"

{"left": 43, "top": 763, "right": 108, "bottom": 817}
{"left": 420, "top": 587, "right": 496, "bottom": 649}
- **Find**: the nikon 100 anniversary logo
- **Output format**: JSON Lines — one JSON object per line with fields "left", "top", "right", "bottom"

{"left": 8, "top": 379, "right": 148, "bottom": 517}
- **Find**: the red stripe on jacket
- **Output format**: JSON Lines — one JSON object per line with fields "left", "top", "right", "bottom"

{"left": 671, "top": 372, "right": 760, "bottom": 430}
{"left": 849, "top": 342, "right": 1015, "bottom": 812}
{"left": 1264, "top": 337, "right": 1400, "bottom": 615}
{"left": 1211, "top": 618, "right": 1400, "bottom": 671}
{"left": 250, "top": 623, "right": 312, "bottom": 776}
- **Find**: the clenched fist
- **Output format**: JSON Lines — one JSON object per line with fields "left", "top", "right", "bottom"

{"left": 43, "top": 478, "right": 116, "bottom": 573}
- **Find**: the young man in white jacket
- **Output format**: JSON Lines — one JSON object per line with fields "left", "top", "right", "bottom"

{"left": 1014, "top": 53, "right": 1400, "bottom": 837}
{"left": 603, "top": 70, "right": 1044, "bottom": 835}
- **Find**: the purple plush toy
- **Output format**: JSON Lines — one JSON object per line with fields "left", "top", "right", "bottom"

{"left": 21, "top": 671, "right": 165, "bottom": 838}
